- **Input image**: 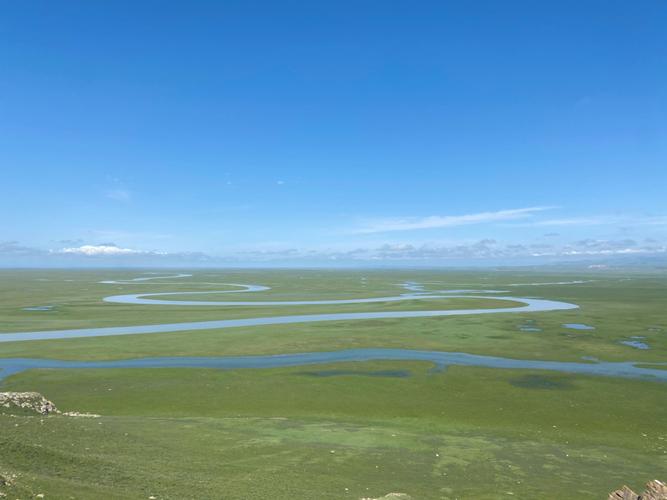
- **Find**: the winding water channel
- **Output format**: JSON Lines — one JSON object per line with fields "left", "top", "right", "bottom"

{"left": 3, "top": 276, "right": 577, "bottom": 342}
{"left": 1, "top": 348, "right": 666, "bottom": 382}
{"left": 2, "top": 275, "right": 663, "bottom": 383}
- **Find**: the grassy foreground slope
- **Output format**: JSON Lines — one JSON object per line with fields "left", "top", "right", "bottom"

{"left": 1, "top": 269, "right": 666, "bottom": 499}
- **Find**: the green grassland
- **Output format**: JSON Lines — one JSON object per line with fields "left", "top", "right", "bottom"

{"left": 1, "top": 268, "right": 666, "bottom": 499}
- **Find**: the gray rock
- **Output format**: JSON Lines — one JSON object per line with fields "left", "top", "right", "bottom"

{"left": 0, "top": 392, "right": 58, "bottom": 415}
{"left": 608, "top": 480, "right": 667, "bottom": 500}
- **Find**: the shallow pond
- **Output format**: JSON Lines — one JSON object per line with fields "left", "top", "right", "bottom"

{"left": 620, "top": 340, "right": 650, "bottom": 350}
{"left": 562, "top": 323, "right": 595, "bottom": 330}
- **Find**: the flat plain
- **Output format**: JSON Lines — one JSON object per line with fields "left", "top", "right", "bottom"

{"left": 1, "top": 268, "right": 666, "bottom": 499}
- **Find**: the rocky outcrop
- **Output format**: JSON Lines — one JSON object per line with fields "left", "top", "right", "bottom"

{"left": 0, "top": 392, "right": 99, "bottom": 417}
{"left": 608, "top": 480, "right": 667, "bottom": 500}
{"left": 0, "top": 392, "right": 58, "bottom": 415}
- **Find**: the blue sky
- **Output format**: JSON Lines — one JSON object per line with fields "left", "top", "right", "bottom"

{"left": 1, "top": 1, "right": 666, "bottom": 266}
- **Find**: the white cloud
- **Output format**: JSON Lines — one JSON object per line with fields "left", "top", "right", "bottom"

{"left": 1, "top": 234, "right": 665, "bottom": 267}
{"left": 58, "top": 244, "right": 147, "bottom": 256}
{"left": 354, "top": 207, "right": 554, "bottom": 234}
{"left": 232, "top": 238, "right": 667, "bottom": 262}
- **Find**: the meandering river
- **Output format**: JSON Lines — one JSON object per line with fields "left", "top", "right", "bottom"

{"left": 1, "top": 348, "right": 666, "bottom": 382}
{"left": 4, "top": 274, "right": 661, "bottom": 383}
{"left": 2, "top": 276, "right": 577, "bottom": 342}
